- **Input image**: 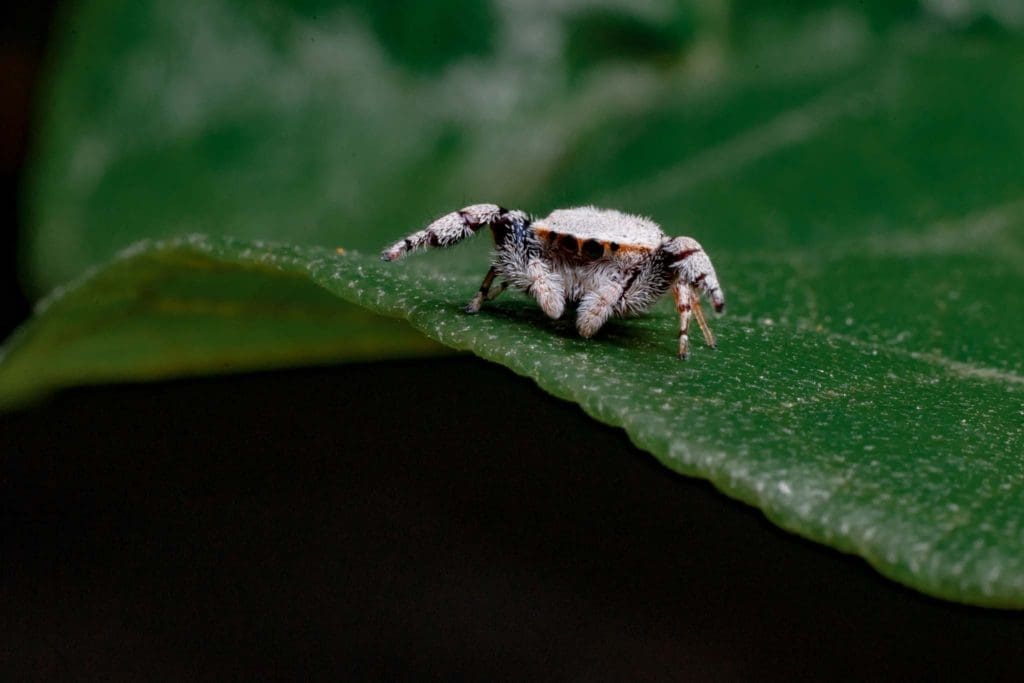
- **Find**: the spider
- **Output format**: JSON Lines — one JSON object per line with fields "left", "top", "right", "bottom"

{"left": 381, "top": 204, "right": 725, "bottom": 359}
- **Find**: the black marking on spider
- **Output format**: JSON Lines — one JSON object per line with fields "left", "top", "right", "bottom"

{"left": 379, "top": 204, "right": 725, "bottom": 359}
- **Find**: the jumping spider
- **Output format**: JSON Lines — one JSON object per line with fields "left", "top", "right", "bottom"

{"left": 381, "top": 204, "right": 725, "bottom": 359}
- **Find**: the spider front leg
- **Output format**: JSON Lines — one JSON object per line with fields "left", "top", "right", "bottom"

{"left": 525, "top": 256, "right": 566, "bottom": 320}
{"left": 673, "top": 284, "right": 711, "bottom": 359}
{"left": 690, "top": 297, "right": 716, "bottom": 350}
{"left": 674, "top": 288, "right": 691, "bottom": 360}
{"left": 380, "top": 204, "right": 527, "bottom": 261}
{"left": 464, "top": 266, "right": 508, "bottom": 313}
{"left": 576, "top": 280, "right": 625, "bottom": 338}
{"left": 664, "top": 236, "right": 725, "bottom": 359}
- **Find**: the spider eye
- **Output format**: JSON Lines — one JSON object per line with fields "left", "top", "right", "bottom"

{"left": 582, "top": 239, "right": 604, "bottom": 259}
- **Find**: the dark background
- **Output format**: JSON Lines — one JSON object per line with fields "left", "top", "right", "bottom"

{"left": 3, "top": 4, "right": 1024, "bottom": 680}
{"left": 1, "top": 6, "right": 50, "bottom": 340}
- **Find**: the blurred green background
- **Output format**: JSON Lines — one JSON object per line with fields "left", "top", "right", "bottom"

{"left": 21, "top": 0, "right": 1024, "bottom": 295}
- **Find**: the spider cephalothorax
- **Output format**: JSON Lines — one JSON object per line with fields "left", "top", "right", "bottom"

{"left": 381, "top": 204, "right": 725, "bottom": 359}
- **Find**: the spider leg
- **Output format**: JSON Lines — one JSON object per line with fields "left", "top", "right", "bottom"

{"left": 576, "top": 280, "right": 625, "bottom": 338}
{"left": 461, "top": 269, "right": 513, "bottom": 314}
{"left": 486, "top": 280, "right": 508, "bottom": 301}
{"left": 663, "top": 236, "right": 725, "bottom": 358}
{"left": 690, "top": 292, "right": 717, "bottom": 349}
{"left": 380, "top": 204, "right": 528, "bottom": 261}
{"left": 672, "top": 283, "right": 694, "bottom": 360}
{"left": 663, "top": 237, "right": 725, "bottom": 312}
{"left": 526, "top": 256, "right": 565, "bottom": 320}
{"left": 464, "top": 266, "right": 500, "bottom": 314}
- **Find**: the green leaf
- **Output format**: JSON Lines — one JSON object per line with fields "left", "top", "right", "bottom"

{"left": 6, "top": 232, "right": 1024, "bottom": 607}
{"left": 13, "top": 1, "right": 1024, "bottom": 606}
{"left": 0, "top": 239, "right": 442, "bottom": 408}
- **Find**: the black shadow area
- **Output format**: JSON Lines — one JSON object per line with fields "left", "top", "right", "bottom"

{"left": 2, "top": 357, "right": 1023, "bottom": 680}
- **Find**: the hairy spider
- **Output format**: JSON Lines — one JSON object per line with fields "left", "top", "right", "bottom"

{"left": 381, "top": 204, "right": 725, "bottom": 359}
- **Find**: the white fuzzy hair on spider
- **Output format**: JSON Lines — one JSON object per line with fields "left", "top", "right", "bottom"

{"left": 381, "top": 204, "right": 725, "bottom": 359}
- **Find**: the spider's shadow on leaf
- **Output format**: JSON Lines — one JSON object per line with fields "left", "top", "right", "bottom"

{"left": 465, "top": 298, "right": 669, "bottom": 354}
